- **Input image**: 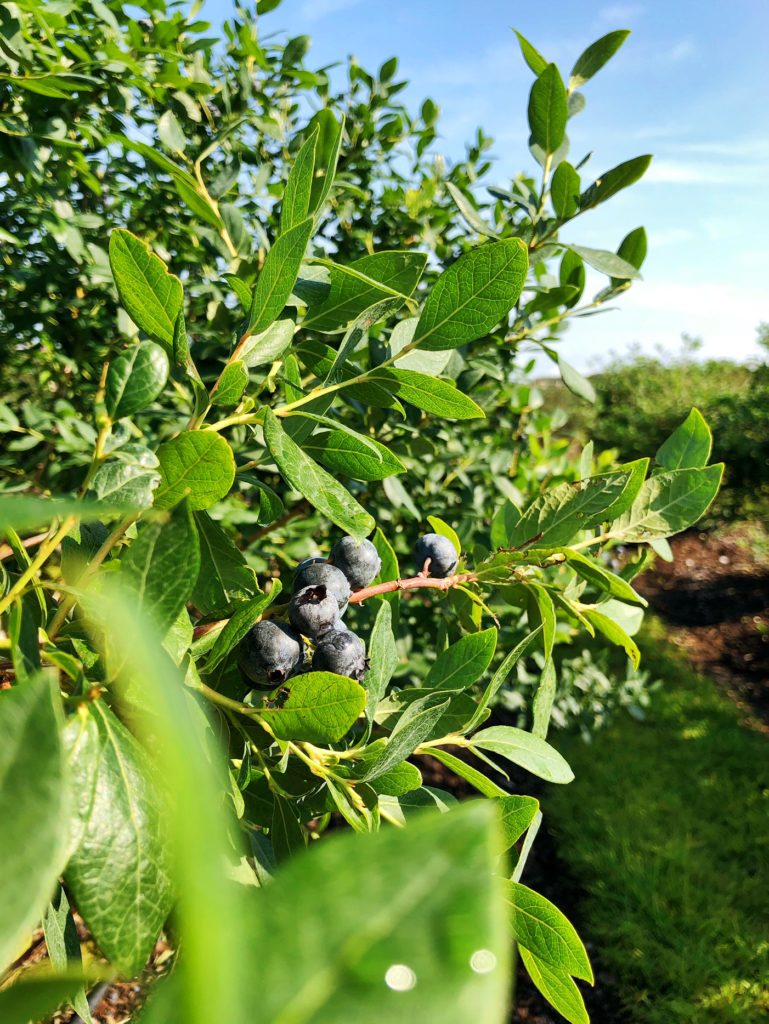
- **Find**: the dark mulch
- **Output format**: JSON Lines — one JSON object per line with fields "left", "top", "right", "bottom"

{"left": 635, "top": 524, "right": 769, "bottom": 730}
{"left": 10, "top": 923, "right": 172, "bottom": 1024}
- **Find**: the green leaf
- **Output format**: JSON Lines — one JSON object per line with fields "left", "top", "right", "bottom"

{"left": 0, "top": 971, "right": 93, "bottom": 1024}
{"left": 211, "top": 360, "right": 248, "bottom": 408}
{"left": 520, "top": 946, "right": 589, "bottom": 1024}
{"left": 172, "top": 311, "right": 191, "bottom": 369}
{"left": 43, "top": 888, "right": 93, "bottom": 1024}
{"left": 550, "top": 160, "right": 580, "bottom": 219}
{"left": 616, "top": 225, "right": 648, "bottom": 274}
{"left": 426, "top": 514, "right": 461, "bottom": 556}
{"left": 558, "top": 355, "right": 596, "bottom": 403}
{"left": 470, "top": 726, "right": 574, "bottom": 784}
{"left": 8, "top": 593, "right": 41, "bottom": 682}
{"left": 108, "top": 230, "right": 183, "bottom": 351}
{"left": 525, "top": 582, "right": 556, "bottom": 659}
{"left": 121, "top": 503, "right": 201, "bottom": 635}
{"left": 362, "top": 691, "right": 451, "bottom": 781}
{"left": 0, "top": 676, "right": 69, "bottom": 974}
{"left": 611, "top": 464, "right": 724, "bottom": 541}
{"left": 446, "top": 182, "right": 499, "bottom": 239}
{"left": 361, "top": 367, "right": 485, "bottom": 420}
{"left": 105, "top": 341, "right": 169, "bottom": 419}
{"left": 205, "top": 585, "right": 281, "bottom": 673}
{"left": 248, "top": 218, "right": 314, "bottom": 335}
{"left": 366, "top": 760, "right": 422, "bottom": 796}
{"left": 389, "top": 316, "right": 453, "bottom": 375}
{"left": 580, "top": 155, "right": 652, "bottom": 211}
{"left": 326, "top": 297, "right": 404, "bottom": 383}
{"left": 242, "top": 803, "right": 510, "bottom": 1021}
{"left": 564, "top": 243, "right": 641, "bottom": 280}
{"left": 569, "top": 29, "right": 630, "bottom": 90}
{"left": 603, "top": 458, "right": 649, "bottom": 520}
{"left": 303, "top": 252, "right": 427, "bottom": 333}
{"left": 425, "top": 627, "right": 497, "bottom": 692}
{"left": 271, "top": 795, "right": 306, "bottom": 863}
{"left": 377, "top": 689, "right": 478, "bottom": 740}
{"left": 532, "top": 656, "right": 557, "bottom": 739}
{"left": 192, "top": 511, "right": 257, "bottom": 614}
{"left": 464, "top": 628, "right": 543, "bottom": 733}
{"left": 514, "top": 29, "right": 548, "bottom": 74}
{"left": 263, "top": 410, "right": 375, "bottom": 540}
{"left": 306, "top": 109, "right": 344, "bottom": 214}
{"left": 562, "top": 549, "right": 647, "bottom": 606}
{"left": 507, "top": 469, "right": 637, "bottom": 549}
{"left": 221, "top": 203, "right": 249, "bottom": 256}
{"left": 655, "top": 408, "right": 712, "bottom": 470}
{"left": 63, "top": 702, "right": 173, "bottom": 976}
{"left": 378, "top": 786, "right": 459, "bottom": 824}
{"left": 240, "top": 319, "right": 295, "bottom": 369}
{"left": 525, "top": 286, "right": 580, "bottom": 317}
{"left": 281, "top": 125, "right": 318, "bottom": 232}
{"left": 421, "top": 747, "right": 508, "bottom": 797}
{"left": 583, "top": 608, "right": 640, "bottom": 667}
{"left": 413, "top": 239, "right": 528, "bottom": 351}
{"left": 559, "top": 249, "right": 586, "bottom": 306}
{"left": 365, "top": 600, "right": 399, "bottom": 725}
{"left": 528, "top": 64, "right": 567, "bottom": 155}
{"left": 155, "top": 431, "right": 235, "bottom": 511}
{"left": 600, "top": 598, "right": 644, "bottom": 637}
{"left": 303, "top": 429, "right": 405, "bottom": 481}
{"left": 264, "top": 672, "right": 366, "bottom": 744}
{"left": 158, "top": 109, "right": 186, "bottom": 153}
{"left": 498, "top": 795, "right": 540, "bottom": 850}
{"left": 507, "top": 881, "right": 593, "bottom": 981}
{"left": 89, "top": 457, "right": 160, "bottom": 510}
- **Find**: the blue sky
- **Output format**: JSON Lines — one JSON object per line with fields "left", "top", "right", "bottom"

{"left": 206, "top": 0, "right": 768, "bottom": 370}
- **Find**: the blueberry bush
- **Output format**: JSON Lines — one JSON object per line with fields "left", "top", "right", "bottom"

{"left": 0, "top": 6, "right": 723, "bottom": 1023}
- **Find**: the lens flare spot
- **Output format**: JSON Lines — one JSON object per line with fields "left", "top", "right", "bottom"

{"left": 470, "top": 949, "right": 497, "bottom": 974}
{"left": 384, "top": 964, "right": 417, "bottom": 992}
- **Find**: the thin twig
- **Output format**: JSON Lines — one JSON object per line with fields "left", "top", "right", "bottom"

{"left": 347, "top": 571, "right": 476, "bottom": 604}
{"left": 191, "top": 572, "right": 475, "bottom": 639}
{"left": 0, "top": 532, "right": 47, "bottom": 561}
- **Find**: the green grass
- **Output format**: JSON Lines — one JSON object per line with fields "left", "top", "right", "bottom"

{"left": 543, "top": 620, "right": 769, "bottom": 1024}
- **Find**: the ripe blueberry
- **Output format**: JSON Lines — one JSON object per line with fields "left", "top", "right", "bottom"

{"left": 413, "top": 532, "right": 458, "bottom": 578}
{"left": 293, "top": 561, "right": 350, "bottom": 613}
{"left": 296, "top": 556, "right": 327, "bottom": 573}
{"left": 238, "top": 619, "right": 305, "bottom": 690}
{"left": 289, "top": 584, "right": 341, "bottom": 639}
{"left": 329, "top": 535, "right": 381, "bottom": 590}
{"left": 312, "top": 627, "right": 368, "bottom": 681}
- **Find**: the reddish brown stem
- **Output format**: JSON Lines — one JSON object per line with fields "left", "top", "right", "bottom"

{"left": 0, "top": 533, "right": 47, "bottom": 562}
{"left": 191, "top": 573, "right": 474, "bottom": 639}
{"left": 348, "top": 572, "right": 475, "bottom": 603}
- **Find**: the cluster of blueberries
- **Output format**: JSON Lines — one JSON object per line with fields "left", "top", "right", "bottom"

{"left": 237, "top": 532, "right": 459, "bottom": 690}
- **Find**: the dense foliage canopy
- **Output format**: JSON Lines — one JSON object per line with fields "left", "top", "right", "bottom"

{"left": 0, "top": 4, "right": 722, "bottom": 1022}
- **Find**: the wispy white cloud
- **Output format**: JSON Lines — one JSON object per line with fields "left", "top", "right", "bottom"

{"left": 596, "top": 4, "right": 645, "bottom": 23}
{"left": 554, "top": 279, "right": 767, "bottom": 372}
{"left": 299, "top": 0, "right": 362, "bottom": 22}
{"left": 645, "top": 159, "right": 753, "bottom": 185}
{"left": 676, "top": 137, "right": 769, "bottom": 159}
{"left": 650, "top": 227, "right": 692, "bottom": 247}
{"left": 661, "top": 38, "right": 696, "bottom": 63}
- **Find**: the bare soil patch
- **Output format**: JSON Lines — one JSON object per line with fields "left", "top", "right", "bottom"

{"left": 635, "top": 523, "right": 769, "bottom": 729}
